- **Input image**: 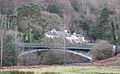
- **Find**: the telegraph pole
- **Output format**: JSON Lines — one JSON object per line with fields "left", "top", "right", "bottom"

{"left": 63, "top": 15, "right": 66, "bottom": 66}
{"left": 0, "top": 31, "right": 3, "bottom": 68}
{"left": 63, "top": 30, "right": 66, "bottom": 66}
{"left": 15, "top": 26, "right": 19, "bottom": 65}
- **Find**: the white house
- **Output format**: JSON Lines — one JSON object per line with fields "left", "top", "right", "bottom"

{"left": 45, "top": 29, "right": 70, "bottom": 38}
{"left": 45, "top": 29, "right": 59, "bottom": 38}
{"left": 45, "top": 29, "right": 86, "bottom": 44}
{"left": 66, "top": 33, "right": 86, "bottom": 44}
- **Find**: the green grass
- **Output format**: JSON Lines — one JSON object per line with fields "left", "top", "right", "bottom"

{"left": 1, "top": 66, "right": 120, "bottom": 74}
{"left": 19, "top": 66, "right": 120, "bottom": 74}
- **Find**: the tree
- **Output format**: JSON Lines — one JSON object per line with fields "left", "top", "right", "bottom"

{"left": 47, "top": 2, "right": 62, "bottom": 14}
{"left": 0, "top": 0, "right": 15, "bottom": 15}
{"left": 111, "top": 22, "right": 118, "bottom": 45}
{"left": 70, "top": 20, "right": 80, "bottom": 33}
{"left": 32, "top": 28, "right": 44, "bottom": 43}
{"left": 17, "top": 3, "right": 42, "bottom": 32}
{"left": 90, "top": 8, "right": 111, "bottom": 40}
{"left": 70, "top": 0, "right": 80, "bottom": 12}
{"left": 0, "top": 0, "right": 17, "bottom": 30}
{"left": 79, "top": 20, "right": 90, "bottom": 35}
{"left": 17, "top": 3, "right": 44, "bottom": 42}
{"left": 17, "top": 3, "right": 41, "bottom": 18}
{"left": 0, "top": 33, "right": 17, "bottom": 66}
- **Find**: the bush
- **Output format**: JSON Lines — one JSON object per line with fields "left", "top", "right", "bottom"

{"left": 91, "top": 40, "right": 114, "bottom": 60}
{"left": 40, "top": 50, "right": 71, "bottom": 65}
{"left": 18, "top": 52, "right": 38, "bottom": 66}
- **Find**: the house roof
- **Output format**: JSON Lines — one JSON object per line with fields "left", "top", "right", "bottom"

{"left": 56, "top": 31, "right": 71, "bottom": 37}
{"left": 45, "top": 30, "right": 71, "bottom": 37}
{"left": 45, "top": 31, "right": 58, "bottom": 36}
{"left": 75, "top": 34, "right": 83, "bottom": 37}
{"left": 45, "top": 29, "right": 85, "bottom": 38}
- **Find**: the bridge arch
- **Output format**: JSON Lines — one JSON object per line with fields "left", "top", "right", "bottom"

{"left": 18, "top": 49, "right": 92, "bottom": 60}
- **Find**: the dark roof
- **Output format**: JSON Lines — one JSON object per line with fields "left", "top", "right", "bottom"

{"left": 75, "top": 34, "right": 83, "bottom": 37}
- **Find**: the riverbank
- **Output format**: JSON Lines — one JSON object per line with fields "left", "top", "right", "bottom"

{"left": 1, "top": 66, "right": 120, "bottom": 74}
{"left": 0, "top": 55, "right": 120, "bottom": 70}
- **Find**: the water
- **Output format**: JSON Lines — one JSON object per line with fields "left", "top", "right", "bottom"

{"left": 66, "top": 61, "right": 91, "bottom": 66}
{"left": 0, "top": 71, "right": 34, "bottom": 74}
{"left": 0, "top": 71, "right": 61, "bottom": 74}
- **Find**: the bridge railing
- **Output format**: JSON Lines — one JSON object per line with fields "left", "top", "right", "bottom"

{"left": 23, "top": 43, "right": 93, "bottom": 49}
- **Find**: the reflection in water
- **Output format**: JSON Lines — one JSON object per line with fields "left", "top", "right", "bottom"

{"left": 0, "top": 71, "right": 34, "bottom": 74}
{"left": 0, "top": 71, "right": 61, "bottom": 74}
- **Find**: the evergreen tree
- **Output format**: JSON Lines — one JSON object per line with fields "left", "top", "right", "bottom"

{"left": 91, "top": 8, "right": 111, "bottom": 39}
{"left": 17, "top": 3, "right": 44, "bottom": 42}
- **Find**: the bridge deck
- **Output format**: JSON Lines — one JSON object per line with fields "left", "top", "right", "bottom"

{"left": 23, "top": 43, "right": 93, "bottom": 50}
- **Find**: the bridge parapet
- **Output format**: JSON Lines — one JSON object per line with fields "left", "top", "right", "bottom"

{"left": 22, "top": 43, "right": 93, "bottom": 50}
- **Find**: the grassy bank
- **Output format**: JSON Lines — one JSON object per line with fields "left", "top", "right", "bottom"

{"left": 1, "top": 66, "right": 120, "bottom": 74}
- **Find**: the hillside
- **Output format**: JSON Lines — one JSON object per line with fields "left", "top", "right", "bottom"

{"left": 16, "top": 0, "right": 120, "bottom": 36}
{"left": 0, "top": 0, "right": 120, "bottom": 31}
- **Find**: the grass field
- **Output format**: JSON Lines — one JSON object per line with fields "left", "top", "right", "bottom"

{"left": 1, "top": 66, "right": 120, "bottom": 74}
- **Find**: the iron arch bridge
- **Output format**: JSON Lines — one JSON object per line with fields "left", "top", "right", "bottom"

{"left": 23, "top": 43, "right": 93, "bottom": 50}
{"left": 18, "top": 49, "right": 92, "bottom": 60}
{"left": 18, "top": 43, "right": 93, "bottom": 60}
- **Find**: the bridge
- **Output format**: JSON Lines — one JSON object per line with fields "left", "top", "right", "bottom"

{"left": 23, "top": 43, "right": 93, "bottom": 50}
{"left": 19, "top": 43, "right": 93, "bottom": 60}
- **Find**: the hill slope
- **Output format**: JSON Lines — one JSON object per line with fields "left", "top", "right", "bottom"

{"left": 1, "top": 0, "right": 120, "bottom": 42}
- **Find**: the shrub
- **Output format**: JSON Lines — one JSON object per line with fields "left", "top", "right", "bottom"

{"left": 18, "top": 52, "right": 38, "bottom": 66}
{"left": 91, "top": 40, "right": 114, "bottom": 60}
{"left": 40, "top": 50, "right": 71, "bottom": 65}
